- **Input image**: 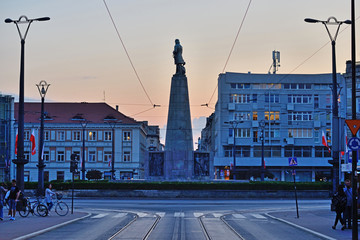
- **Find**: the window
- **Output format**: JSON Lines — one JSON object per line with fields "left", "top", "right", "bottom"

{"left": 230, "top": 83, "right": 250, "bottom": 89}
{"left": 24, "top": 171, "right": 30, "bottom": 182}
{"left": 284, "top": 83, "right": 311, "bottom": 90}
{"left": 265, "top": 111, "right": 280, "bottom": 121}
{"left": 315, "top": 146, "right": 331, "bottom": 157}
{"left": 224, "top": 146, "right": 250, "bottom": 157}
{"left": 314, "top": 130, "right": 320, "bottom": 143}
{"left": 88, "top": 131, "right": 97, "bottom": 141}
{"left": 44, "top": 131, "right": 50, "bottom": 141}
{"left": 288, "top": 94, "right": 312, "bottom": 104}
{"left": 57, "top": 151, "right": 65, "bottom": 162}
{"left": 57, "top": 171, "right": 64, "bottom": 181}
{"left": 254, "top": 83, "right": 281, "bottom": 89}
{"left": 73, "top": 131, "right": 81, "bottom": 141}
{"left": 252, "top": 94, "right": 257, "bottom": 103}
{"left": 24, "top": 130, "right": 30, "bottom": 141}
{"left": 285, "top": 146, "right": 312, "bottom": 158}
{"left": 234, "top": 128, "right": 251, "bottom": 138}
{"left": 43, "top": 151, "right": 50, "bottom": 162}
{"left": 88, "top": 151, "right": 96, "bottom": 162}
{"left": 233, "top": 112, "right": 250, "bottom": 121}
{"left": 253, "top": 112, "right": 258, "bottom": 121}
{"left": 24, "top": 151, "right": 30, "bottom": 161}
{"left": 123, "top": 151, "right": 131, "bottom": 162}
{"left": 123, "top": 131, "right": 131, "bottom": 141}
{"left": 57, "top": 131, "right": 65, "bottom": 141}
{"left": 229, "top": 94, "right": 251, "bottom": 103}
{"left": 104, "top": 131, "right": 112, "bottom": 141}
{"left": 104, "top": 151, "right": 112, "bottom": 163}
{"left": 253, "top": 131, "right": 258, "bottom": 142}
{"left": 288, "top": 112, "right": 313, "bottom": 121}
{"left": 288, "top": 129, "right": 313, "bottom": 138}
{"left": 265, "top": 128, "right": 280, "bottom": 138}
{"left": 314, "top": 95, "right": 319, "bottom": 109}
{"left": 265, "top": 94, "right": 280, "bottom": 103}
{"left": 254, "top": 146, "right": 280, "bottom": 157}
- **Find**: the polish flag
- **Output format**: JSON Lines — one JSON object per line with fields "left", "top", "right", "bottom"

{"left": 30, "top": 129, "right": 36, "bottom": 155}
{"left": 108, "top": 156, "right": 112, "bottom": 167}
{"left": 322, "top": 130, "right": 331, "bottom": 153}
{"left": 15, "top": 130, "right": 18, "bottom": 155}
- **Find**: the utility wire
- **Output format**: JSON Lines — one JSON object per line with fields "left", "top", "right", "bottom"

{"left": 206, "top": 0, "right": 252, "bottom": 106}
{"left": 103, "top": 0, "right": 154, "bottom": 106}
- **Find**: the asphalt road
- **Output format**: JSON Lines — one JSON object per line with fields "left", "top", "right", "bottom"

{"left": 3, "top": 199, "right": 356, "bottom": 240}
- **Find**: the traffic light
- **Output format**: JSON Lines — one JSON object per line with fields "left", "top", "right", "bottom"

{"left": 70, "top": 153, "right": 79, "bottom": 173}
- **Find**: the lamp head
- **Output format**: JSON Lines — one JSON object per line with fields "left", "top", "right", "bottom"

{"left": 36, "top": 17, "right": 50, "bottom": 22}
{"left": 344, "top": 20, "right": 352, "bottom": 25}
{"left": 304, "top": 18, "right": 319, "bottom": 23}
{"left": 4, "top": 18, "right": 13, "bottom": 23}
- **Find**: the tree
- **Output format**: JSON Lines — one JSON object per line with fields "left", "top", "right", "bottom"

{"left": 86, "top": 170, "right": 103, "bottom": 180}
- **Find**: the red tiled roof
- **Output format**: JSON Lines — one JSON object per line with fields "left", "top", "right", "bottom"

{"left": 14, "top": 102, "right": 138, "bottom": 124}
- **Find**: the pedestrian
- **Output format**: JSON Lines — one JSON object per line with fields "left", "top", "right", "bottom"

{"left": 0, "top": 182, "right": 8, "bottom": 221}
{"left": 343, "top": 179, "right": 352, "bottom": 229}
{"left": 8, "top": 179, "right": 20, "bottom": 221}
{"left": 332, "top": 185, "right": 347, "bottom": 230}
{"left": 45, "top": 184, "right": 56, "bottom": 212}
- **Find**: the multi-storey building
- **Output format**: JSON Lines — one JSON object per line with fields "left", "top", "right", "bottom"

{"left": 0, "top": 94, "right": 14, "bottom": 182}
{"left": 11, "top": 102, "right": 150, "bottom": 181}
{"left": 206, "top": 72, "right": 346, "bottom": 182}
{"left": 344, "top": 60, "right": 360, "bottom": 120}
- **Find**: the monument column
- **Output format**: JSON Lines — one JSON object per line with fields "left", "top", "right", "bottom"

{"left": 165, "top": 39, "right": 193, "bottom": 180}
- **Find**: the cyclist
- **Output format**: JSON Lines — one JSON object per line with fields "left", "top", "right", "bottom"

{"left": 45, "top": 184, "right": 56, "bottom": 213}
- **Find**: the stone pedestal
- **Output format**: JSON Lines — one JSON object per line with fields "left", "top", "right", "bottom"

{"left": 165, "top": 74, "right": 193, "bottom": 180}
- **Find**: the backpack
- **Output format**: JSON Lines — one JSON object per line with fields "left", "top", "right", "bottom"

{"left": 331, "top": 193, "right": 346, "bottom": 211}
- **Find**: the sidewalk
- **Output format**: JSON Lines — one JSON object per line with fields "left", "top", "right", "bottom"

{"left": 0, "top": 211, "right": 89, "bottom": 240}
{"left": 267, "top": 209, "right": 358, "bottom": 240}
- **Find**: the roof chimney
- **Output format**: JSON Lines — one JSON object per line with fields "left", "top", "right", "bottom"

{"left": 116, "top": 105, "right": 119, "bottom": 111}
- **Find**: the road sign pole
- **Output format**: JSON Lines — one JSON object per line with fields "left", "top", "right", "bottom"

{"left": 293, "top": 168, "right": 299, "bottom": 218}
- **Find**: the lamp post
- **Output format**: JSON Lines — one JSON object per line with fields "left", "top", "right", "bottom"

{"left": 104, "top": 120, "right": 120, "bottom": 180}
{"left": 80, "top": 120, "right": 88, "bottom": 180}
{"left": 259, "top": 120, "right": 265, "bottom": 181}
{"left": 305, "top": 17, "right": 351, "bottom": 194}
{"left": 36, "top": 80, "right": 50, "bottom": 196}
{"left": 5, "top": 15, "right": 50, "bottom": 192}
{"left": 224, "top": 120, "right": 243, "bottom": 180}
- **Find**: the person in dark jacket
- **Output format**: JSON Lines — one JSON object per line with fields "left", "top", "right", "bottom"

{"left": 332, "top": 184, "right": 347, "bottom": 230}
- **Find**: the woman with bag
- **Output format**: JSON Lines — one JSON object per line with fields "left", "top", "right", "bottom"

{"left": 332, "top": 184, "right": 347, "bottom": 230}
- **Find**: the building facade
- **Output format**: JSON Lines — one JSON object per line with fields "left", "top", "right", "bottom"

{"left": 10, "top": 102, "right": 151, "bottom": 181}
{"left": 207, "top": 72, "right": 346, "bottom": 182}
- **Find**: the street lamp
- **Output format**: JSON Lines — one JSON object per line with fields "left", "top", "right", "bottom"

{"left": 224, "top": 120, "right": 243, "bottom": 180}
{"left": 305, "top": 16, "right": 350, "bottom": 194}
{"left": 259, "top": 120, "right": 265, "bottom": 181}
{"left": 5, "top": 15, "right": 50, "bottom": 191}
{"left": 36, "top": 80, "right": 50, "bottom": 196}
{"left": 104, "top": 120, "right": 120, "bottom": 180}
{"left": 80, "top": 120, "right": 88, "bottom": 180}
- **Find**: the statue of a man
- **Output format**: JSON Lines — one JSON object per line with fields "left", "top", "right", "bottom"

{"left": 173, "top": 39, "right": 186, "bottom": 74}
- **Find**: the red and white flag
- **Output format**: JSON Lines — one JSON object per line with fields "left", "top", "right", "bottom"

{"left": 15, "top": 129, "right": 18, "bottom": 155}
{"left": 322, "top": 130, "right": 331, "bottom": 153}
{"left": 30, "top": 129, "right": 36, "bottom": 155}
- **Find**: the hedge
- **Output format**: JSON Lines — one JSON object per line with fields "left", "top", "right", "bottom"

{"left": 23, "top": 181, "right": 332, "bottom": 191}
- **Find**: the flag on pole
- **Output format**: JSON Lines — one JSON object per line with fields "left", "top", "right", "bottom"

{"left": 322, "top": 130, "right": 331, "bottom": 153}
{"left": 30, "top": 129, "right": 36, "bottom": 155}
{"left": 15, "top": 129, "right": 18, "bottom": 155}
{"left": 108, "top": 156, "right": 112, "bottom": 167}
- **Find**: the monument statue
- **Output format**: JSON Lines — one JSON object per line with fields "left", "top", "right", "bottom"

{"left": 173, "top": 39, "right": 186, "bottom": 75}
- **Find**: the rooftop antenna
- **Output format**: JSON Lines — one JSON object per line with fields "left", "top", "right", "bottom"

{"left": 103, "top": 91, "right": 106, "bottom": 102}
{"left": 268, "top": 50, "right": 280, "bottom": 74}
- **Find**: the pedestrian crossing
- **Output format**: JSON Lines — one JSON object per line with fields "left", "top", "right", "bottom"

{"left": 90, "top": 211, "right": 269, "bottom": 220}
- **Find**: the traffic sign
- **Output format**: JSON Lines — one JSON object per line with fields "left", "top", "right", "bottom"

{"left": 289, "top": 157, "right": 298, "bottom": 166}
{"left": 345, "top": 119, "right": 360, "bottom": 136}
{"left": 348, "top": 137, "right": 360, "bottom": 151}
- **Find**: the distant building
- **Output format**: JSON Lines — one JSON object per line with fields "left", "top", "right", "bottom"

{"left": 205, "top": 71, "right": 346, "bottom": 182}
{"left": 0, "top": 94, "right": 14, "bottom": 182}
{"left": 146, "top": 125, "right": 162, "bottom": 151}
{"left": 12, "top": 102, "right": 151, "bottom": 181}
{"left": 344, "top": 60, "right": 360, "bottom": 120}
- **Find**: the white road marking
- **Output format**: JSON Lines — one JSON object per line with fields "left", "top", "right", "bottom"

{"left": 232, "top": 214, "right": 246, "bottom": 219}
{"left": 91, "top": 213, "right": 109, "bottom": 219}
{"left": 193, "top": 212, "right": 203, "bottom": 217}
{"left": 212, "top": 213, "right": 223, "bottom": 218}
{"left": 174, "top": 212, "right": 185, "bottom": 217}
{"left": 251, "top": 214, "right": 267, "bottom": 219}
{"left": 112, "top": 213, "right": 127, "bottom": 218}
{"left": 156, "top": 212, "right": 166, "bottom": 217}
{"left": 136, "top": 212, "right": 148, "bottom": 218}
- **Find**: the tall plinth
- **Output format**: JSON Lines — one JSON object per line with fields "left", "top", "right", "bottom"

{"left": 165, "top": 73, "right": 193, "bottom": 180}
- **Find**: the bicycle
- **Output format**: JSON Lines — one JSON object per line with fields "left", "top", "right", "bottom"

{"left": 18, "top": 197, "right": 48, "bottom": 217}
{"left": 48, "top": 193, "right": 69, "bottom": 216}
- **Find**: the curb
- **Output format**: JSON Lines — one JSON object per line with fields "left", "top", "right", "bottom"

{"left": 264, "top": 212, "right": 337, "bottom": 240}
{"left": 13, "top": 212, "right": 92, "bottom": 240}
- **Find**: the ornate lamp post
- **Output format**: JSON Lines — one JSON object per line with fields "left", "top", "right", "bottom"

{"left": 104, "top": 120, "right": 120, "bottom": 180}
{"left": 304, "top": 17, "right": 351, "bottom": 194}
{"left": 5, "top": 15, "right": 50, "bottom": 191}
{"left": 36, "top": 80, "right": 50, "bottom": 196}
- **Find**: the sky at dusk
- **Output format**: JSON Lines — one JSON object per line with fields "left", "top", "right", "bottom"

{"left": 0, "top": 0, "right": 359, "bottom": 145}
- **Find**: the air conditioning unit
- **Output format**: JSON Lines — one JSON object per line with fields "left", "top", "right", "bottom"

{"left": 285, "top": 138, "right": 294, "bottom": 145}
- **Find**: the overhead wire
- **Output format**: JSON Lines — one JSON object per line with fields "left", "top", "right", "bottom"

{"left": 103, "top": 0, "right": 155, "bottom": 107}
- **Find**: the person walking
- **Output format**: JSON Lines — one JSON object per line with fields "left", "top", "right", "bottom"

{"left": 8, "top": 179, "right": 20, "bottom": 221}
{"left": 0, "top": 182, "right": 8, "bottom": 221}
{"left": 45, "top": 184, "right": 56, "bottom": 213}
{"left": 332, "top": 185, "right": 347, "bottom": 230}
{"left": 343, "top": 179, "right": 353, "bottom": 229}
